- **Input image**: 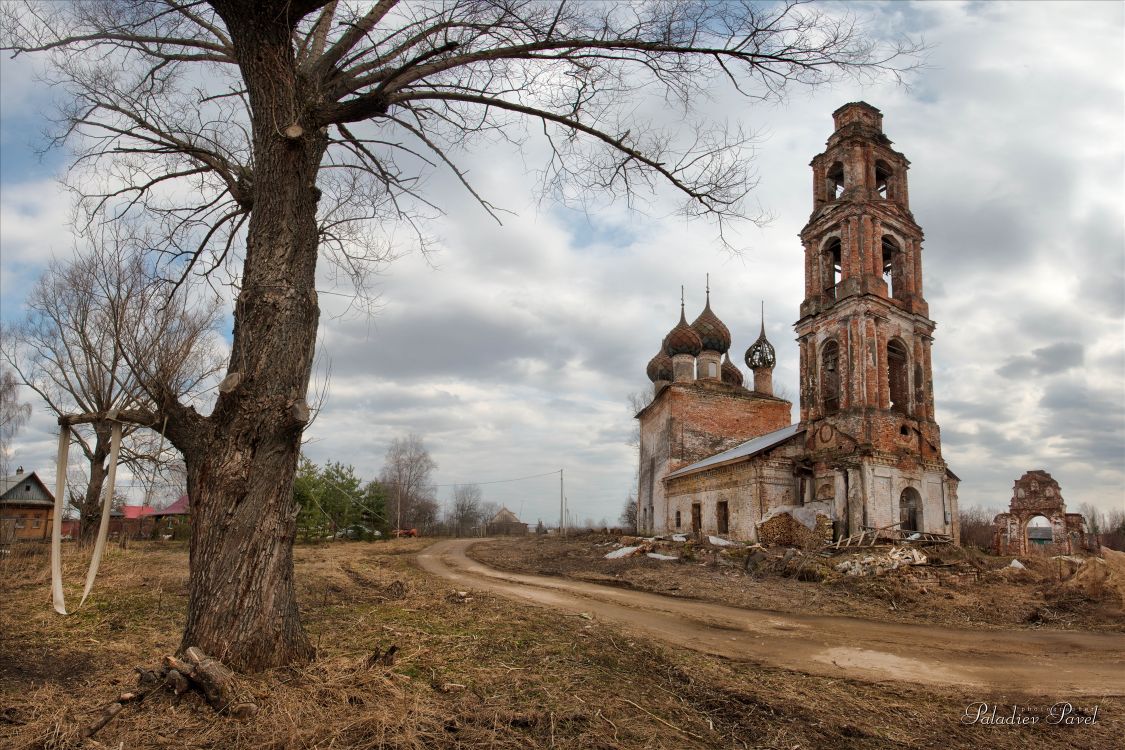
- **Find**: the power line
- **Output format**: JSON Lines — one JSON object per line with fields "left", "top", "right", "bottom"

{"left": 432, "top": 469, "right": 561, "bottom": 488}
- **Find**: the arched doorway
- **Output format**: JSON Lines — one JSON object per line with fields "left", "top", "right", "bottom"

{"left": 1026, "top": 515, "right": 1052, "bottom": 552}
{"left": 899, "top": 487, "right": 922, "bottom": 532}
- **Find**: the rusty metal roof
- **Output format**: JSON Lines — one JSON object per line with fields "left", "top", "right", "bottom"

{"left": 664, "top": 424, "right": 804, "bottom": 480}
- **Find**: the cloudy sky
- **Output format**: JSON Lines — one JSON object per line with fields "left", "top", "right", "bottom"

{"left": 1, "top": 1, "right": 1122, "bottom": 526}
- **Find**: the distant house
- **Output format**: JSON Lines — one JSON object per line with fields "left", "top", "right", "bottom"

{"left": 156, "top": 494, "right": 190, "bottom": 519}
{"left": 486, "top": 507, "right": 529, "bottom": 536}
{"left": 0, "top": 467, "right": 55, "bottom": 543}
{"left": 154, "top": 494, "right": 190, "bottom": 537}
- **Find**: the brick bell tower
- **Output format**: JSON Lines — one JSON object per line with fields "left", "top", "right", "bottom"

{"left": 795, "top": 102, "right": 958, "bottom": 541}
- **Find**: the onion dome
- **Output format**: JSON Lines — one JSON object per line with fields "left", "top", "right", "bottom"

{"left": 721, "top": 352, "right": 744, "bottom": 386}
{"left": 744, "top": 310, "right": 776, "bottom": 370}
{"left": 646, "top": 349, "right": 673, "bottom": 382}
{"left": 690, "top": 289, "right": 731, "bottom": 353}
{"left": 664, "top": 303, "right": 703, "bottom": 357}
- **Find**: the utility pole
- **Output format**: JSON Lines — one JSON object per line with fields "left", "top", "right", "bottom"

{"left": 559, "top": 468, "right": 565, "bottom": 537}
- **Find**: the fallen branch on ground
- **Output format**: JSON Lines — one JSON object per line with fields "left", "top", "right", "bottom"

{"left": 83, "top": 648, "right": 256, "bottom": 739}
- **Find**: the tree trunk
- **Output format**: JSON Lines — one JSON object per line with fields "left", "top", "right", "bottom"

{"left": 79, "top": 432, "right": 110, "bottom": 543}
{"left": 176, "top": 5, "right": 325, "bottom": 671}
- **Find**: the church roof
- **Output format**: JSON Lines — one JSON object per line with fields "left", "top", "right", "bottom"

{"left": 690, "top": 294, "right": 731, "bottom": 353}
{"left": 664, "top": 424, "right": 804, "bottom": 480}
{"left": 664, "top": 303, "right": 703, "bottom": 357}
{"left": 720, "top": 352, "right": 743, "bottom": 386}
{"left": 646, "top": 349, "right": 673, "bottom": 382}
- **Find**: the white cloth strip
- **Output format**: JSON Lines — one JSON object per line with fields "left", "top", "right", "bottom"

{"left": 50, "top": 427, "right": 71, "bottom": 615}
{"left": 79, "top": 420, "right": 121, "bottom": 607}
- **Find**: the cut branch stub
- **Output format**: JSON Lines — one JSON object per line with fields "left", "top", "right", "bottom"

{"left": 218, "top": 371, "right": 242, "bottom": 393}
{"left": 290, "top": 399, "right": 310, "bottom": 424}
{"left": 184, "top": 647, "right": 237, "bottom": 709}
{"left": 284, "top": 124, "right": 304, "bottom": 139}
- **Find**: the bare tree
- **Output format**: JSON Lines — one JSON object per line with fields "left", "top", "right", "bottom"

{"left": 0, "top": 358, "right": 33, "bottom": 476}
{"left": 380, "top": 433, "right": 438, "bottom": 531}
{"left": 957, "top": 505, "right": 995, "bottom": 551}
{"left": 449, "top": 483, "right": 482, "bottom": 536}
{"left": 1077, "top": 502, "right": 1103, "bottom": 535}
{"left": 2, "top": 239, "right": 222, "bottom": 540}
{"left": 619, "top": 492, "right": 638, "bottom": 533}
{"left": 1, "top": 0, "right": 918, "bottom": 669}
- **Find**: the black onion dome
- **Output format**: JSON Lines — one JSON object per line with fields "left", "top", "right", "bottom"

{"left": 664, "top": 306, "right": 703, "bottom": 357}
{"left": 646, "top": 349, "right": 673, "bottom": 382}
{"left": 721, "top": 353, "right": 744, "bottom": 386}
{"left": 690, "top": 298, "right": 732, "bottom": 353}
{"left": 745, "top": 320, "right": 777, "bottom": 370}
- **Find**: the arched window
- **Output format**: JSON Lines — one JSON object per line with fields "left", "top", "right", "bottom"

{"left": 823, "top": 237, "right": 842, "bottom": 300}
{"left": 827, "top": 161, "right": 845, "bottom": 199}
{"left": 821, "top": 340, "right": 840, "bottom": 415}
{"left": 887, "top": 339, "right": 909, "bottom": 414}
{"left": 875, "top": 160, "right": 894, "bottom": 200}
{"left": 882, "top": 235, "right": 905, "bottom": 300}
{"left": 675, "top": 510, "right": 681, "bottom": 529}
{"left": 899, "top": 487, "right": 922, "bottom": 531}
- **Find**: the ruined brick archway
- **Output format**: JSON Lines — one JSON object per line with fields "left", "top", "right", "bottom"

{"left": 991, "top": 471, "right": 1098, "bottom": 556}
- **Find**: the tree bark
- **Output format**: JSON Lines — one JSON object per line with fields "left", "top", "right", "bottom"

{"left": 175, "top": 3, "right": 325, "bottom": 671}
{"left": 78, "top": 429, "right": 110, "bottom": 543}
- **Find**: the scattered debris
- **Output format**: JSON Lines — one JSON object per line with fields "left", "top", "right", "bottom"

{"left": 823, "top": 522, "right": 953, "bottom": 552}
{"left": 646, "top": 552, "right": 678, "bottom": 561}
{"left": 1009, "top": 559, "right": 1026, "bottom": 569}
{"left": 707, "top": 535, "right": 737, "bottom": 547}
{"left": 605, "top": 545, "right": 642, "bottom": 559}
{"left": 384, "top": 579, "right": 408, "bottom": 600}
{"left": 672, "top": 534, "right": 687, "bottom": 542}
{"left": 86, "top": 648, "right": 252, "bottom": 739}
{"left": 834, "top": 547, "right": 928, "bottom": 577}
{"left": 365, "top": 645, "right": 399, "bottom": 668}
{"left": 446, "top": 590, "right": 473, "bottom": 604}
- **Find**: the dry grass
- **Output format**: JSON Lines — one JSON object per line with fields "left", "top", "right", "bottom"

{"left": 1, "top": 540, "right": 1121, "bottom": 749}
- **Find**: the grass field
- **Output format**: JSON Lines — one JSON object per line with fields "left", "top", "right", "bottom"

{"left": 1, "top": 539, "right": 1120, "bottom": 749}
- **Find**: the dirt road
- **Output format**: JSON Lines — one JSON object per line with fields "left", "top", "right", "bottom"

{"left": 417, "top": 538, "right": 1125, "bottom": 696}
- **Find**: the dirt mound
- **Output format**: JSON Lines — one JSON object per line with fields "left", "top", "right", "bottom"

{"left": 1051, "top": 550, "right": 1125, "bottom": 606}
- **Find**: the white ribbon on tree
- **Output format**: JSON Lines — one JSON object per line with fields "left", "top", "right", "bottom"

{"left": 50, "top": 413, "right": 123, "bottom": 615}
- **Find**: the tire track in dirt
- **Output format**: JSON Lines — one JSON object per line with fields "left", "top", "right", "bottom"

{"left": 415, "top": 538, "right": 1125, "bottom": 697}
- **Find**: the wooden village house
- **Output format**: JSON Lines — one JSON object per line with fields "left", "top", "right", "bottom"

{"left": 0, "top": 467, "right": 54, "bottom": 543}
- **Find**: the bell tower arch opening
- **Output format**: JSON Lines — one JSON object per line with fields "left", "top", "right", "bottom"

{"left": 887, "top": 338, "right": 909, "bottom": 414}
{"left": 827, "top": 161, "right": 845, "bottom": 200}
{"left": 821, "top": 340, "right": 840, "bottom": 415}
{"left": 882, "top": 235, "right": 905, "bottom": 301}
{"left": 823, "top": 237, "right": 842, "bottom": 301}
{"left": 875, "top": 159, "right": 894, "bottom": 200}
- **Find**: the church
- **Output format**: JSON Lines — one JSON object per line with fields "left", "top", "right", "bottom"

{"left": 636, "top": 102, "right": 960, "bottom": 544}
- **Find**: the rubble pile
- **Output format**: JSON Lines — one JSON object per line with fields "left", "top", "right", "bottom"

{"left": 834, "top": 546, "right": 928, "bottom": 577}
